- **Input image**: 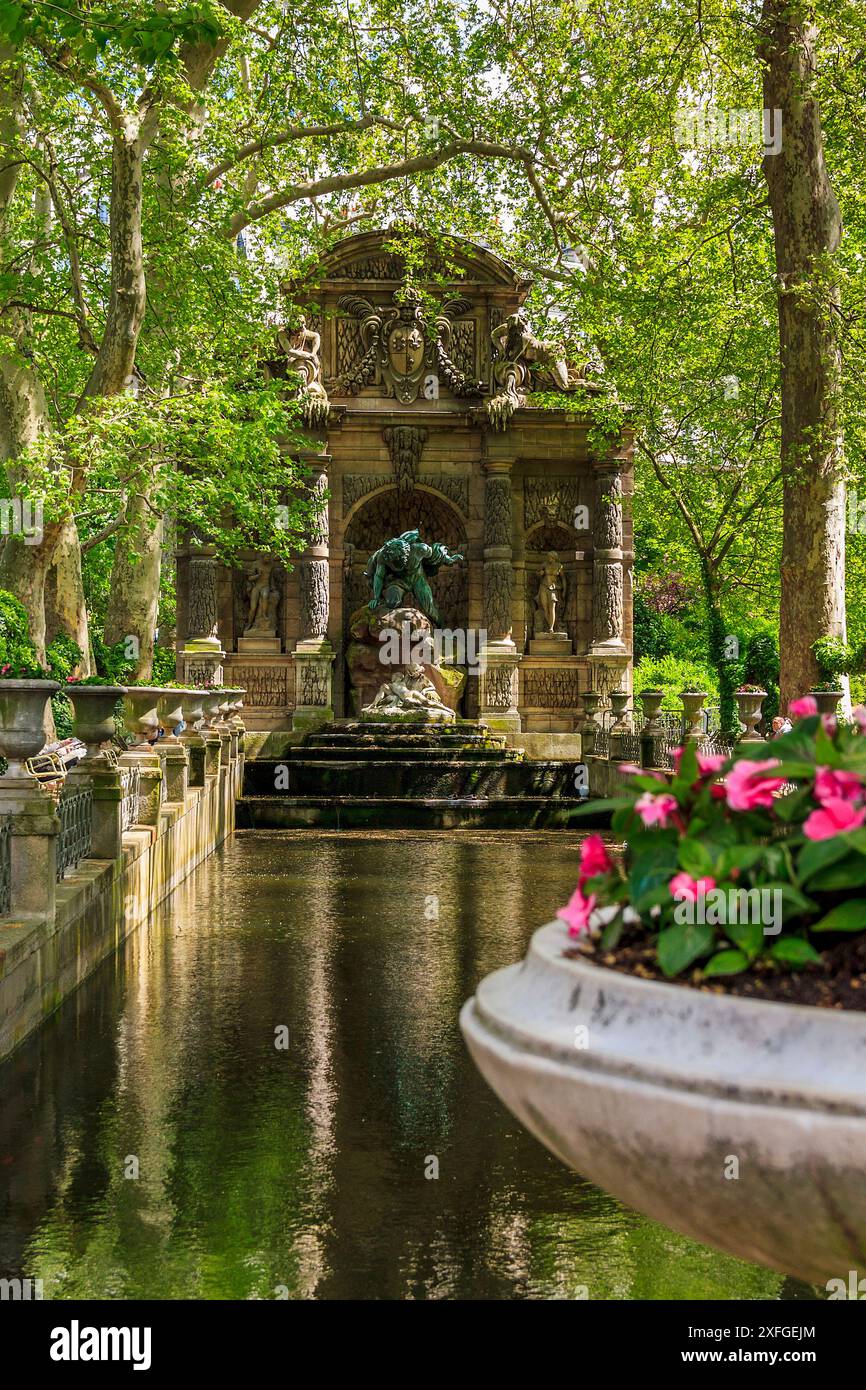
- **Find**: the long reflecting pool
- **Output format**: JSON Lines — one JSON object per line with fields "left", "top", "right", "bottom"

{"left": 0, "top": 831, "right": 812, "bottom": 1300}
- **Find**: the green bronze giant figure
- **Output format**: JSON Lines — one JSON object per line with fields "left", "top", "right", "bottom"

{"left": 365, "top": 529, "right": 463, "bottom": 624}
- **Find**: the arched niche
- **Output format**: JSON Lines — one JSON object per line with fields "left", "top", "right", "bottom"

{"left": 343, "top": 487, "right": 468, "bottom": 633}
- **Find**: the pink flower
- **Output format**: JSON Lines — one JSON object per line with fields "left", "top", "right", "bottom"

{"left": 578, "top": 833, "right": 613, "bottom": 886}
{"left": 852, "top": 705, "right": 866, "bottom": 734}
{"left": 821, "top": 713, "right": 838, "bottom": 737}
{"left": 635, "top": 791, "right": 679, "bottom": 827}
{"left": 724, "top": 759, "right": 786, "bottom": 811}
{"left": 814, "top": 766, "right": 864, "bottom": 805}
{"left": 696, "top": 752, "right": 728, "bottom": 777}
{"left": 670, "top": 745, "right": 684, "bottom": 772}
{"left": 669, "top": 871, "right": 716, "bottom": 902}
{"left": 556, "top": 885, "right": 597, "bottom": 937}
{"left": 803, "top": 798, "right": 866, "bottom": 841}
{"left": 618, "top": 763, "right": 664, "bottom": 780}
{"left": 789, "top": 695, "right": 818, "bottom": 719}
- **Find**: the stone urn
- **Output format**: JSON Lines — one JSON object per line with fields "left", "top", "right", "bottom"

{"left": 810, "top": 688, "right": 843, "bottom": 718}
{"left": 200, "top": 690, "right": 226, "bottom": 727}
{"left": 0, "top": 679, "right": 60, "bottom": 776}
{"left": 156, "top": 688, "right": 185, "bottom": 737}
{"left": 609, "top": 690, "right": 631, "bottom": 732}
{"left": 679, "top": 690, "right": 707, "bottom": 743}
{"left": 638, "top": 689, "right": 665, "bottom": 768}
{"left": 735, "top": 687, "right": 767, "bottom": 743}
{"left": 581, "top": 690, "right": 601, "bottom": 720}
{"left": 180, "top": 689, "right": 204, "bottom": 729}
{"left": 461, "top": 919, "right": 866, "bottom": 1287}
{"left": 121, "top": 687, "right": 163, "bottom": 744}
{"left": 67, "top": 684, "right": 127, "bottom": 759}
{"left": 638, "top": 688, "right": 664, "bottom": 729}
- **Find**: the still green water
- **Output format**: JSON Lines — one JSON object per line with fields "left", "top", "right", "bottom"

{"left": 0, "top": 831, "right": 804, "bottom": 1300}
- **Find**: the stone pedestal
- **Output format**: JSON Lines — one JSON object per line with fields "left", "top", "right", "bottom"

{"left": 120, "top": 746, "right": 163, "bottom": 826}
{"left": 291, "top": 636, "right": 336, "bottom": 732}
{"left": 479, "top": 641, "right": 522, "bottom": 733}
{"left": 237, "top": 636, "right": 281, "bottom": 655}
{"left": 159, "top": 741, "right": 189, "bottom": 802}
{"left": 179, "top": 728, "right": 206, "bottom": 787}
{"left": 86, "top": 760, "right": 124, "bottom": 860}
{"left": 0, "top": 777, "right": 60, "bottom": 920}
{"left": 529, "top": 632, "right": 572, "bottom": 657}
{"left": 202, "top": 730, "right": 222, "bottom": 779}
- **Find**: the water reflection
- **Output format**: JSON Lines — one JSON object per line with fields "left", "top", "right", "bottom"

{"left": 0, "top": 831, "right": 791, "bottom": 1300}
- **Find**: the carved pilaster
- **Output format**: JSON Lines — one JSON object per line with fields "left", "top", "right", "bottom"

{"left": 300, "top": 560, "right": 329, "bottom": 639}
{"left": 187, "top": 554, "right": 220, "bottom": 646}
{"left": 299, "top": 456, "right": 330, "bottom": 642}
{"left": 482, "top": 461, "right": 514, "bottom": 643}
{"left": 589, "top": 464, "right": 627, "bottom": 656}
{"left": 181, "top": 548, "right": 224, "bottom": 686}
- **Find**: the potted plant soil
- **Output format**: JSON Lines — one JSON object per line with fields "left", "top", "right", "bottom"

{"left": 462, "top": 701, "right": 866, "bottom": 1287}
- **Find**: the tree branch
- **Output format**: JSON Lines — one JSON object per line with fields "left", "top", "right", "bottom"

{"left": 205, "top": 112, "right": 408, "bottom": 185}
{"left": 232, "top": 139, "right": 551, "bottom": 236}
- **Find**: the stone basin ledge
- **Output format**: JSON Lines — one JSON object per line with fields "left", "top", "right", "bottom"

{"left": 461, "top": 919, "right": 866, "bottom": 1286}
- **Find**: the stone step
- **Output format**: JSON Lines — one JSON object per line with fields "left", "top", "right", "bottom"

{"left": 259, "top": 745, "right": 522, "bottom": 763}
{"left": 243, "top": 759, "right": 580, "bottom": 799}
{"left": 305, "top": 720, "right": 508, "bottom": 751}
{"left": 236, "top": 795, "right": 591, "bottom": 831}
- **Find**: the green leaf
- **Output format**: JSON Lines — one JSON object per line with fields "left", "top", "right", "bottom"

{"left": 677, "top": 837, "right": 714, "bottom": 878}
{"left": 629, "top": 842, "right": 680, "bottom": 914}
{"left": 724, "top": 918, "right": 763, "bottom": 960}
{"left": 798, "top": 835, "right": 851, "bottom": 884}
{"left": 657, "top": 922, "right": 715, "bottom": 977}
{"left": 600, "top": 913, "right": 624, "bottom": 950}
{"left": 769, "top": 938, "right": 822, "bottom": 966}
{"left": 811, "top": 902, "right": 866, "bottom": 932}
{"left": 718, "top": 843, "right": 766, "bottom": 876}
{"left": 807, "top": 856, "right": 866, "bottom": 892}
{"left": 702, "top": 949, "right": 749, "bottom": 977}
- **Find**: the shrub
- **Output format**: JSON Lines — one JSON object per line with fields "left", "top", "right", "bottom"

{"left": 741, "top": 632, "right": 780, "bottom": 725}
{"left": 0, "top": 589, "right": 43, "bottom": 676}
{"left": 632, "top": 654, "right": 719, "bottom": 709}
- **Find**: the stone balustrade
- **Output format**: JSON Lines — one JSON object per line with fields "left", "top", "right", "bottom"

{"left": 0, "top": 725, "right": 243, "bottom": 1062}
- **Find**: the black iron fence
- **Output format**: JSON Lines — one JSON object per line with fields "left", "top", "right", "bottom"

{"left": 56, "top": 785, "right": 93, "bottom": 881}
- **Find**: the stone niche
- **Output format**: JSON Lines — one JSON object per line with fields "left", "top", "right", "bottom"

{"left": 175, "top": 229, "right": 634, "bottom": 733}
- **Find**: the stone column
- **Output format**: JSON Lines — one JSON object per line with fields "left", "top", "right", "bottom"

{"left": 181, "top": 547, "right": 225, "bottom": 688}
{"left": 87, "top": 761, "right": 124, "bottom": 860}
{"left": 293, "top": 455, "right": 336, "bottom": 731}
{"left": 479, "top": 458, "right": 521, "bottom": 732}
{"left": 588, "top": 457, "right": 629, "bottom": 702}
{"left": 0, "top": 779, "right": 59, "bottom": 920}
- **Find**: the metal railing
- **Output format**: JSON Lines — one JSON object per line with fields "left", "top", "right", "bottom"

{"left": 0, "top": 817, "right": 10, "bottom": 915}
{"left": 120, "top": 763, "right": 141, "bottom": 832}
{"left": 56, "top": 785, "right": 92, "bottom": 881}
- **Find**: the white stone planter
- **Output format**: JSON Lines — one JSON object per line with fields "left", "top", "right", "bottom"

{"left": 461, "top": 919, "right": 866, "bottom": 1286}
{"left": 0, "top": 679, "right": 60, "bottom": 775}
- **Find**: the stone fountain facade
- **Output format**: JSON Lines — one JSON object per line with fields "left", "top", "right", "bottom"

{"left": 175, "top": 231, "right": 634, "bottom": 738}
